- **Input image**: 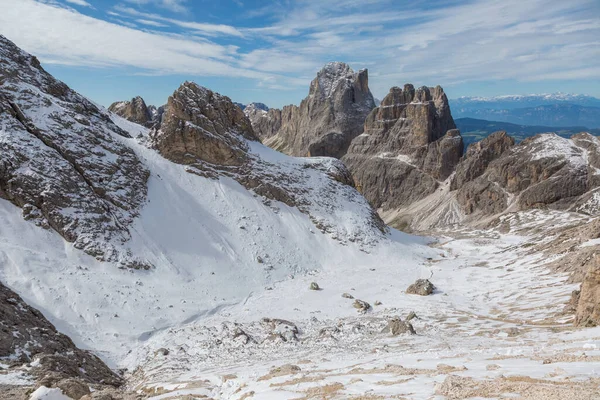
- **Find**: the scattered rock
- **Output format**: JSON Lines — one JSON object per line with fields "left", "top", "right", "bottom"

{"left": 154, "top": 348, "right": 169, "bottom": 356}
{"left": 310, "top": 282, "right": 320, "bottom": 291}
{"left": 374, "top": 300, "right": 382, "bottom": 306}
{"left": 341, "top": 293, "right": 354, "bottom": 299}
{"left": 56, "top": 378, "right": 91, "bottom": 400}
{"left": 406, "top": 279, "right": 435, "bottom": 296}
{"left": 353, "top": 299, "right": 371, "bottom": 313}
{"left": 406, "top": 311, "right": 417, "bottom": 321}
{"left": 262, "top": 318, "right": 299, "bottom": 342}
{"left": 382, "top": 317, "right": 416, "bottom": 335}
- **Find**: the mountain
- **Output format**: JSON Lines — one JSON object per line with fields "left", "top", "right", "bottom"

{"left": 245, "top": 62, "right": 377, "bottom": 158}
{"left": 108, "top": 96, "right": 164, "bottom": 128}
{"left": 456, "top": 117, "right": 600, "bottom": 148}
{"left": 452, "top": 93, "right": 600, "bottom": 109}
{"left": 451, "top": 94, "right": 600, "bottom": 128}
{"left": 342, "top": 84, "right": 463, "bottom": 212}
{"left": 2, "top": 35, "right": 600, "bottom": 399}
{"left": 0, "top": 35, "right": 408, "bottom": 396}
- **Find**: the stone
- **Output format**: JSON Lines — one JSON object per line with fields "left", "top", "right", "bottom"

{"left": 108, "top": 96, "right": 159, "bottom": 128}
{"left": 310, "top": 282, "right": 320, "bottom": 291}
{"left": 0, "top": 35, "right": 149, "bottom": 265}
{"left": 353, "top": 299, "right": 371, "bottom": 313}
{"left": 451, "top": 130, "right": 515, "bottom": 190}
{"left": 406, "top": 311, "right": 417, "bottom": 321}
{"left": 382, "top": 317, "right": 416, "bottom": 335}
{"left": 406, "top": 279, "right": 435, "bottom": 296}
{"left": 342, "top": 292, "right": 354, "bottom": 299}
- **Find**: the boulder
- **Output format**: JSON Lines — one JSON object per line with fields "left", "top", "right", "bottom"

{"left": 406, "top": 279, "right": 435, "bottom": 296}
{"left": 382, "top": 317, "right": 416, "bottom": 335}
{"left": 56, "top": 378, "right": 91, "bottom": 400}
{"left": 353, "top": 299, "right": 371, "bottom": 313}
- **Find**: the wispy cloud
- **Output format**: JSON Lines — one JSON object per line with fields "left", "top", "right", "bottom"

{"left": 64, "top": 0, "right": 93, "bottom": 7}
{"left": 123, "top": 0, "right": 189, "bottom": 13}
{"left": 2, "top": 0, "right": 599, "bottom": 102}
{"left": 114, "top": 5, "right": 244, "bottom": 37}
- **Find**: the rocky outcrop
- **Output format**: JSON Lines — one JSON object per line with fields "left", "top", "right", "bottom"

{"left": 0, "top": 281, "right": 121, "bottom": 386}
{"left": 342, "top": 84, "right": 463, "bottom": 211}
{"left": 108, "top": 96, "right": 160, "bottom": 128}
{"left": 575, "top": 254, "right": 600, "bottom": 327}
{"left": 151, "top": 82, "right": 257, "bottom": 167}
{"left": 244, "top": 103, "right": 281, "bottom": 142}
{"left": 252, "top": 62, "right": 376, "bottom": 158}
{"left": 149, "top": 81, "right": 386, "bottom": 241}
{"left": 451, "top": 131, "right": 515, "bottom": 190}
{"left": 456, "top": 133, "right": 600, "bottom": 217}
{"left": 0, "top": 35, "right": 149, "bottom": 265}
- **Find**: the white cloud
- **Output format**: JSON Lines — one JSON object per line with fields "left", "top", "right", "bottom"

{"left": 114, "top": 5, "right": 244, "bottom": 37}
{"left": 136, "top": 18, "right": 169, "bottom": 28}
{"left": 123, "top": 0, "right": 189, "bottom": 13}
{"left": 0, "top": 0, "right": 256, "bottom": 78}
{"left": 64, "top": 0, "right": 92, "bottom": 7}
{"left": 2, "top": 0, "right": 598, "bottom": 103}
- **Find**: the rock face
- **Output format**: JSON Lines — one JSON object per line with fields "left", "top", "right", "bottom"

{"left": 406, "top": 279, "right": 435, "bottom": 296}
{"left": 0, "top": 35, "right": 149, "bottom": 265}
{"left": 0, "top": 281, "right": 121, "bottom": 386}
{"left": 456, "top": 132, "right": 600, "bottom": 218}
{"left": 244, "top": 102, "right": 281, "bottom": 142}
{"left": 250, "top": 62, "right": 376, "bottom": 158}
{"left": 151, "top": 82, "right": 257, "bottom": 167}
{"left": 342, "top": 84, "right": 463, "bottom": 211}
{"left": 108, "top": 96, "right": 162, "bottom": 128}
{"left": 149, "top": 81, "right": 386, "bottom": 240}
{"left": 575, "top": 255, "right": 600, "bottom": 327}
{"left": 451, "top": 131, "right": 515, "bottom": 190}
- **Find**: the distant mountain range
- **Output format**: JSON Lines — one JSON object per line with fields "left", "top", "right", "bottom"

{"left": 450, "top": 93, "right": 600, "bottom": 128}
{"left": 455, "top": 117, "right": 600, "bottom": 148}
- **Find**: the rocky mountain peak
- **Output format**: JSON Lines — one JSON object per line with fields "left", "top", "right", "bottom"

{"left": 246, "top": 62, "right": 375, "bottom": 158}
{"left": 151, "top": 81, "right": 257, "bottom": 167}
{"left": 342, "top": 82, "right": 462, "bottom": 212}
{"left": 244, "top": 102, "right": 269, "bottom": 113}
{"left": 108, "top": 96, "right": 153, "bottom": 127}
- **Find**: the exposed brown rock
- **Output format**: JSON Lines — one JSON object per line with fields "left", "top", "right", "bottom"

{"left": 451, "top": 130, "right": 515, "bottom": 190}
{"left": 0, "top": 281, "right": 121, "bottom": 386}
{"left": 253, "top": 62, "right": 376, "bottom": 158}
{"left": 575, "top": 254, "right": 600, "bottom": 327}
{"left": 151, "top": 82, "right": 257, "bottom": 167}
{"left": 406, "top": 279, "right": 435, "bottom": 296}
{"left": 0, "top": 35, "right": 149, "bottom": 265}
{"left": 108, "top": 96, "right": 156, "bottom": 127}
{"left": 342, "top": 84, "right": 462, "bottom": 211}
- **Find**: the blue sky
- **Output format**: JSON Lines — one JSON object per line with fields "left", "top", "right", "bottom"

{"left": 2, "top": 0, "right": 599, "bottom": 108}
